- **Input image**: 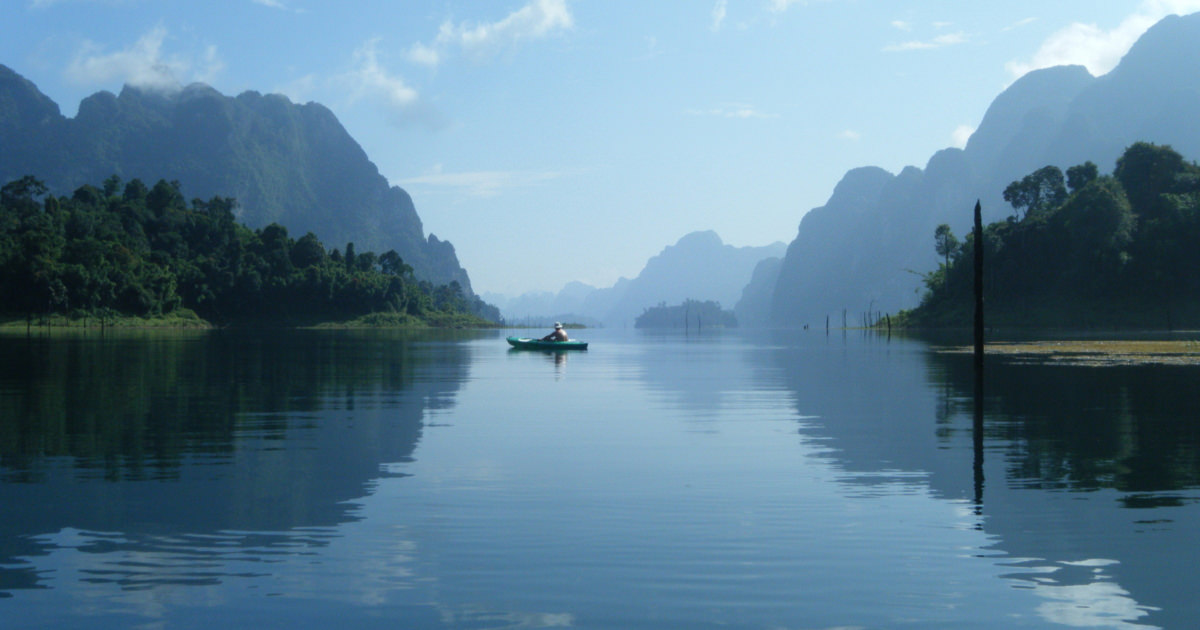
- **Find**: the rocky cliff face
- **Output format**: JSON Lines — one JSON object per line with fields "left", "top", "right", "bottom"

{"left": 770, "top": 12, "right": 1200, "bottom": 325}
{"left": 0, "top": 65, "right": 471, "bottom": 290}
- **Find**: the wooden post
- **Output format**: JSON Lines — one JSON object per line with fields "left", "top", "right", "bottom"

{"left": 973, "top": 200, "right": 984, "bottom": 373}
{"left": 973, "top": 362, "right": 985, "bottom": 509}
{"left": 973, "top": 199, "right": 985, "bottom": 509}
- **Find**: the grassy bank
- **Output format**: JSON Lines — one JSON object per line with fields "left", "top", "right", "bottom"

{"left": 2, "top": 308, "right": 498, "bottom": 330}
{"left": 0, "top": 309, "right": 211, "bottom": 329}
{"left": 309, "top": 310, "right": 496, "bottom": 329}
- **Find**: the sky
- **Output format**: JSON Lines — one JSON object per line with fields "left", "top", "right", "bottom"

{"left": 5, "top": 0, "right": 1200, "bottom": 297}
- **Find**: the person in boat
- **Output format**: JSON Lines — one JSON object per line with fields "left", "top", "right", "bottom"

{"left": 541, "top": 322, "right": 569, "bottom": 342}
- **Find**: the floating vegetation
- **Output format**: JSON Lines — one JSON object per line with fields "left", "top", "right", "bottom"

{"left": 938, "top": 340, "right": 1200, "bottom": 367}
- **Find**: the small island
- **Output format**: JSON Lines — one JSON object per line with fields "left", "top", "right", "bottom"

{"left": 635, "top": 299, "right": 736, "bottom": 329}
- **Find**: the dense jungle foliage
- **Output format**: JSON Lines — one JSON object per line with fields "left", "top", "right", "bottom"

{"left": 905, "top": 142, "right": 1200, "bottom": 328}
{"left": 635, "top": 299, "right": 737, "bottom": 329}
{"left": 0, "top": 175, "right": 499, "bottom": 326}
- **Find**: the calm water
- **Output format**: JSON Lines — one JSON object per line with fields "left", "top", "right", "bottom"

{"left": 2, "top": 327, "right": 1199, "bottom": 629}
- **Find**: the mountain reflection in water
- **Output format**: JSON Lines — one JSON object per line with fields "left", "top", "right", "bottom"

{"left": 766, "top": 329, "right": 1199, "bottom": 629}
{"left": 1, "top": 328, "right": 1198, "bottom": 629}
{"left": 0, "top": 329, "right": 471, "bottom": 594}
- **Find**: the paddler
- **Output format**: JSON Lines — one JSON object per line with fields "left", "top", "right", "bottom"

{"left": 541, "top": 322, "right": 569, "bottom": 342}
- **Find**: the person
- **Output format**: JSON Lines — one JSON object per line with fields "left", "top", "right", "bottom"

{"left": 541, "top": 322, "right": 569, "bottom": 342}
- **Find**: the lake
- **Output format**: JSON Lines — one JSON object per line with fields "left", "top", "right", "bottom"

{"left": 2, "top": 327, "right": 1198, "bottom": 629}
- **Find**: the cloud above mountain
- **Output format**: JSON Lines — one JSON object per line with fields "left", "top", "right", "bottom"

{"left": 1006, "top": 0, "right": 1200, "bottom": 78}
{"left": 408, "top": 0, "right": 573, "bottom": 67}
{"left": 65, "top": 25, "right": 223, "bottom": 92}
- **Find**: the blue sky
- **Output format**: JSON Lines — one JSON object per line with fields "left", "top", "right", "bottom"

{"left": 5, "top": 0, "right": 1200, "bottom": 297}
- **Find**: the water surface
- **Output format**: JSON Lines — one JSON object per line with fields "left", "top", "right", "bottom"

{"left": 2, "top": 328, "right": 1198, "bottom": 628}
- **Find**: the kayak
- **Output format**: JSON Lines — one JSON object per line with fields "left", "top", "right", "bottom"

{"left": 506, "top": 336, "right": 589, "bottom": 350}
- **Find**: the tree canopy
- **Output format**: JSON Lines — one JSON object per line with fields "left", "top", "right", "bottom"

{"left": 905, "top": 142, "right": 1200, "bottom": 328}
{"left": 0, "top": 175, "right": 499, "bottom": 326}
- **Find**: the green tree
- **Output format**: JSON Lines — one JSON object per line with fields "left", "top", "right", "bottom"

{"left": 1, "top": 175, "right": 48, "bottom": 210}
{"left": 123, "top": 179, "right": 149, "bottom": 202}
{"left": 1066, "top": 161, "right": 1099, "bottom": 193}
{"left": 147, "top": 180, "right": 184, "bottom": 216}
{"left": 291, "top": 232, "right": 327, "bottom": 268}
{"left": 102, "top": 175, "right": 122, "bottom": 198}
{"left": 1003, "top": 166, "right": 1067, "bottom": 219}
{"left": 379, "top": 250, "right": 411, "bottom": 277}
{"left": 1054, "top": 177, "right": 1135, "bottom": 291}
{"left": 0, "top": 174, "right": 496, "bottom": 325}
{"left": 934, "top": 224, "right": 959, "bottom": 269}
{"left": 1114, "top": 142, "right": 1190, "bottom": 220}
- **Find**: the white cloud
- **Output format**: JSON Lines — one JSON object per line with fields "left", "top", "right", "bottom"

{"left": 343, "top": 38, "right": 420, "bottom": 114}
{"left": 252, "top": 0, "right": 305, "bottom": 12}
{"left": 195, "top": 45, "right": 224, "bottom": 84}
{"left": 891, "top": 20, "right": 913, "bottom": 31}
{"left": 686, "top": 103, "right": 778, "bottom": 119}
{"left": 951, "top": 124, "right": 975, "bottom": 149}
{"left": 406, "top": 42, "right": 441, "bottom": 67}
{"left": 274, "top": 73, "right": 317, "bottom": 103}
{"left": 1003, "top": 17, "right": 1038, "bottom": 32}
{"left": 65, "top": 25, "right": 222, "bottom": 92}
{"left": 839, "top": 129, "right": 861, "bottom": 141}
{"left": 768, "top": 0, "right": 804, "bottom": 13}
{"left": 711, "top": 0, "right": 727, "bottom": 32}
{"left": 638, "top": 36, "right": 664, "bottom": 61}
{"left": 883, "top": 31, "right": 968, "bottom": 52}
{"left": 400, "top": 165, "right": 563, "bottom": 198}
{"left": 1006, "top": 0, "right": 1200, "bottom": 79}
{"left": 424, "top": 0, "right": 573, "bottom": 65}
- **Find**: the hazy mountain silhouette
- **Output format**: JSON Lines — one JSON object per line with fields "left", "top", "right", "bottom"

{"left": 493, "top": 231, "right": 784, "bottom": 326}
{"left": 0, "top": 65, "right": 471, "bottom": 290}
{"left": 603, "top": 231, "right": 786, "bottom": 326}
{"left": 770, "top": 12, "right": 1200, "bottom": 325}
{"left": 733, "top": 256, "right": 783, "bottom": 327}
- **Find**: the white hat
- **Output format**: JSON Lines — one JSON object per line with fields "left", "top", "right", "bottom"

{"left": 554, "top": 322, "right": 563, "bottom": 329}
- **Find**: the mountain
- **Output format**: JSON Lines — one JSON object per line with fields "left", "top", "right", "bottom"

{"left": 733, "top": 256, "right": 783, "bottom": 327}
{"left": 485, "top": 281, "right": 605, "bottom": 327}
{"left": 494, "top": 231, "right": 785, "bottom": 327}
{"left": 0, "top": 65, "right": 470, "bottom": 290}
{"left": 770, "top": 12, "right": 1200, "bottom": 325}
{"left": 604, "top": 230, "right": 785, "bottom": 327}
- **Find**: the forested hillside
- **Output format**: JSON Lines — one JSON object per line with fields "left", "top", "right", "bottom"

{"left": 768, "top": 13, "right": 1200, "bottom": 326}
{"left": 0, "top": 65, "right": 471, "bottom": 291}
{"left": 0, "top": 175, "right": 498, "bottom": 326}
{"left": 904, "top": 143, "right": 1200, "bottom": 328}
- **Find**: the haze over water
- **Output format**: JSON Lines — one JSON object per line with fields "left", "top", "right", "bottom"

{"left": 2, "top": 328, "right": 1197, "bottom": 628}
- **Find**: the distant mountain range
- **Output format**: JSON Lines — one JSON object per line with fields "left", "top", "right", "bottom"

{"left": 0, "top": 65, "right": 470, "bottom": 290}
{"left": 764, "top": 12, "right": 1200, "bottom": 326}
{"left": 488, "top": 231, "right": 785, "bottom": 327}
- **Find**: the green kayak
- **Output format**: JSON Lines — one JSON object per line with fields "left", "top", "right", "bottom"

{"left": 506, "top": 336, "right": 589, "bottom": 350}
